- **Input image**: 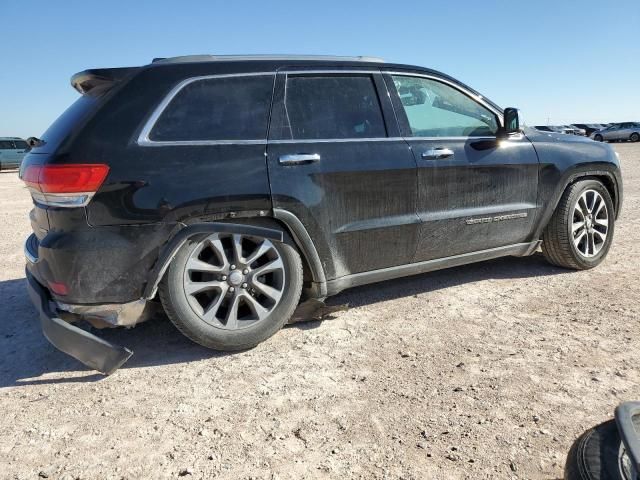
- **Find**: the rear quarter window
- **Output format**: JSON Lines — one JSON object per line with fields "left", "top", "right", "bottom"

{"left": 33, "top": 95, "right": 99, "bottom": 153}
{"left": 148, "top": 74, "right": 275, "bottom": 142}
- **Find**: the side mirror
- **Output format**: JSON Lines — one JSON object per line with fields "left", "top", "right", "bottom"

{"left": 503, "top": 107, "right": 520, "bottom": 135}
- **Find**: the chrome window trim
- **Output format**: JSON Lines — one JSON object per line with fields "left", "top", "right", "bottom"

{"left": 140, "top": 139, "right": 267, "bottom": 147}
{"left": 281, "top": 69, "right": 380, "bottom": 75}
{"left": 137, "top": 68, "right": 506, "bottom": 146}
{"left": 383, "top": 70, "right": 504, "bottom": 128}
{"left": 269, "top": 137, "right": 406, "bottom": 144}
{"left": 137, "top": 72, "right": 276, "bottom": 147}
{"left": 407, "top": 136, "right": 498, "bottom": 141}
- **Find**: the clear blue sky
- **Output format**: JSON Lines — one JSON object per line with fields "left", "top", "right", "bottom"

{"left": 1, "top": 0, "right": 638, "bottom": 138}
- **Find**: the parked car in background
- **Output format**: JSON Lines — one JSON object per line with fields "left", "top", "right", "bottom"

{"left": 591, "top": 122, "right": 640, "bottom": 142}
{"left": 557, "top": 125, "right": 584, "bottom": 135}
{"left": 573, "top": 123, "right": 607, "bottom": 137}
{"left": 534, "top": 125, "right": 583, "bottom": 135}
{"left": 0, "top": 137, "right": 29, "bottom": 171}
{"left": 568, "top": 125, "right": 587, "bottom": 136}
{"left": 552, "top": 125, "right": 579, "bottom": 135}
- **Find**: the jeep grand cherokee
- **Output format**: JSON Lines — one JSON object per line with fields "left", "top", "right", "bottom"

{"left": 20, "top": 55, "right": 623, "bottom": 374}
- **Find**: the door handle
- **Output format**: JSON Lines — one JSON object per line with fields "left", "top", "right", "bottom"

{"left": 421, "top": 148, "right": 454, "bottom": 160}
{"left": 278, "top": 153, "right": 321, "bottom": 165}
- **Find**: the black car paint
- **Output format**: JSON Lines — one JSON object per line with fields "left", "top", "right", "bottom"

{"left": 267, "top": 69, "right": 420, "bottom": 279}
{"left": 524, "top": 128, "right": 622, "bottom": 237}
{"left": 22, "top": 59, "right": 623, "bottom": 308}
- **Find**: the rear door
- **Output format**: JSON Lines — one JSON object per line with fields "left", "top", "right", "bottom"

{"left": 384, "top": 72, "right": 539, "bottom": 262}
{"left": 12, "top": 139, "right": 28, "bottom": 164}
{"left": 618, "top": 123, "right": 634, "bottom": 140}
{"left": 266, "top": 69, "right": 419, "bottom": 279}
{"left": 0, "top": 140, "right": 14, "bottom": 166}
{"left": 604, "top": 125, "right": 620, "bottom": 140}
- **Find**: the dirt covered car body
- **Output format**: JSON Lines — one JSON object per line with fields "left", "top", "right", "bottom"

{"left": 20, "top": 55, "right": 622, "bottom": 373}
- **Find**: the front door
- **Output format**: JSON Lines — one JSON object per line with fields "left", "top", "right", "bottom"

{"left": 384, "top": 72, "right": 540, "bottom": 262}
{"left": 266, "top": 70, "right": 420, "bottom": 279}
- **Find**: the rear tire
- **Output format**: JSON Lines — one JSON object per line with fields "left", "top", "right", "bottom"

{"left": 594, "top": 134, "right": 604, "bottom": 142}
{"left": 159, "top": 228, "right": 303, "bottom": 351}
{"left": 542, "top": 179, "right": 614, "bottom": 270}
{"left": 564, "top": 420, "right": 634, "bottom": 480}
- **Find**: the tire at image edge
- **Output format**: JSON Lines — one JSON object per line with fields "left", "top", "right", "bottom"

{"left": 564, "top": 420, "right": 631, "bottom": 480}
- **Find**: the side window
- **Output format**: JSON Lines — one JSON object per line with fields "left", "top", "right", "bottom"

{"left": 275, "top": 75, "right": 387, "bottom": 140}
{"left": 390, "top": 75, "right": 499, "bottom": 138}
{"left": 149, "top": 75, "right": 274, "bottom": 142}
{"left": 13, "top": 140, "right": 28, "bottom": 150}
{"left": 0, "top": 141, "right": 14, "bottom": 149}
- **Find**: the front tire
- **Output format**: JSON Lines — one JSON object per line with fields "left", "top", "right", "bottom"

{"left": 542, "top": 179, "right": 615, "bottom": 270}
{"left": 159, "top": 230, "right": 303, "bottom": 351}
{"left": 630, "top": 132, "right": 639, "bottom": 143}
{"left": 594, "top": 134, "right": 604, "bottom": 142}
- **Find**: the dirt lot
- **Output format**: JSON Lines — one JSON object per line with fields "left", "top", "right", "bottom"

{"left": 1, "top": 143, "right": 639, "bottom": 480}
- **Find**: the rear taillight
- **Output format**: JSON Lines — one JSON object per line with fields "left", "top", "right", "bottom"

{"left": 23, "top": 164, "right": 109, "bottom": 208}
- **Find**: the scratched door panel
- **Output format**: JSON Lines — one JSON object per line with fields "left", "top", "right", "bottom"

{"left": 267, "top": 140, "right": 419, "bottom": 278}
{"left": 266, "top": 71, "right": 420, "bottom": 279}
{"left": 382, "top": 72, "right": 540, "bottom": 263}
{"left": 410, "top": 137, "right": 539, "bottom": 262}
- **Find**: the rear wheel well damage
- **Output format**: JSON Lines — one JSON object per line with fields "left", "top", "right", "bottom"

{"left": 206, "top": 216, "right": 318, "bottom": 285}
{"left": 145, "top": 214, "right": 326, "bottom": 302}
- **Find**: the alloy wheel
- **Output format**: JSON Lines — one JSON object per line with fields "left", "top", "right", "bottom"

{"left": 182, "top": 233, "right": 285, "bottom": 329}
{"left": 571, "top": 189, "right": 609, "bottom": 258}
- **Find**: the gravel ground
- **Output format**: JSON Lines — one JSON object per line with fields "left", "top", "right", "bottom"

{"left": 1, "top": 143, "right": 639, "bottom": 480}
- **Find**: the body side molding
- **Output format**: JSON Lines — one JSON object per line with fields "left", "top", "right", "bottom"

{"left": 326, "top": 241, "right": 541, "bottom": 296}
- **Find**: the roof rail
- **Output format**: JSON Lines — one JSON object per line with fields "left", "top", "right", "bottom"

{"left": 151, "top": 54, "right": 385, "bottom": 64}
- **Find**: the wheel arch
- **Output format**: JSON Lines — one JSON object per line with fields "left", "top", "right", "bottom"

{"left": 564, "top": 172, "right": 620, "bottom": 219}
{"left": 535, "top": 168, "right": 622, "bottom": 240}
{"left": 143, "top": 221, "right": 283, "bottom": 300}
{"left": 143, "top": 213, "right": 328, "bottom": 301}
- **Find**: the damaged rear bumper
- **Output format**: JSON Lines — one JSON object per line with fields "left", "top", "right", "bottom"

{"left": 26, "top": 270, "right": 133, "bottom": 375}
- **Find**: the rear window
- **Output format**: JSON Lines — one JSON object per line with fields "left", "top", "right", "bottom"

{"left": 275, "top": 75, "right": 387, "bottom": 140}
{"left": 149, "top": 75, "right": 274, "bottom": 142}
{"left": 34, "top": 95, "right": 99, "bottom": 153}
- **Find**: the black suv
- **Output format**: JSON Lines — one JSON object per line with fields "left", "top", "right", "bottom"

{"left": 21, "top": 55, "right": 623, "bottom": 374}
